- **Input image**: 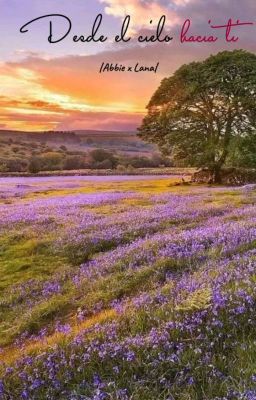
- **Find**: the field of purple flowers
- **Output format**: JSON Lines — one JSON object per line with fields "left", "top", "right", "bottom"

{"left": 0, "top": 176, "right": 256, "bottom": 400}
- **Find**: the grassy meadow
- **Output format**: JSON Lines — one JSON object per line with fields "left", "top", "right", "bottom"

{"left": 0, "top": 176, "right": 256, "bottom": 399}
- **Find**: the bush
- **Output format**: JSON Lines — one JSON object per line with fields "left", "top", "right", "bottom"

{"left": 28, "top": 157, "right": 42, "bottom": 173}
{"left": 90, "top": 149, "right": 113, "bottom": 162}
{"left": 6, "top": 158, "right": 27, "bottom": 172}
{"left": 116, "top": 164, "right": 127, "bottom": 172}
{"left": 63, "top": 156, "right": 86, "bottom": 170}
{"left": 40, "top": 152, "right": 64, "bottom": 171}
{"left": 90, "top": 149, "right": 118, "bottom": 169}
{"left": 93, "top": 159, "right": 114, "bottom": 169}
{"left": 118, "top": 154, "right": 172, "bottom": 169}
{"left": 0, "top": 160, "right": 8, "bottom": 172}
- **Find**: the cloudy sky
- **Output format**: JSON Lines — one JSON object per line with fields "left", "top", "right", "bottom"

{"left": 0, "top": 0, "right": 255, "bottom": 131}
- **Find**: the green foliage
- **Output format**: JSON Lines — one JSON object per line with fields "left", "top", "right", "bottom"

{"left": 119, "top": 153, "right": 172, "bottom": 168}
{"left": 6, "top": 158, "right": 27, "bottom": 172}
{"left": 63, "top": 156, "right": 86, "bottom": 170}
{"left": 28, "top": 152, "right": 65, "bottom": 172}
{"left": 0, "top": 234, "right": 66, "bottom": 290}
{"left": 90, "top": 148, "right": 118, "bottom": 169}
{"left": 227, "top": 133, "right": 256, "bottom": 168}
{"left": 0, "top": 130, "right": 165, "bottom": 173}
{"left": 28, "top": 156, "right": 41, "bottom": 173}
{"left": 139, "top": 50, "right": 256, "bottom": 182}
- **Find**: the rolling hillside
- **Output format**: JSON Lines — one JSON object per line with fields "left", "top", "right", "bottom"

{"left": 0, "top": 130, "right": 156, "bottom": 156}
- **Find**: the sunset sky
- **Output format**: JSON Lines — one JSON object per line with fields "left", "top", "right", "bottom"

{"left": 0, "top": 0, "right": 255, "bottom": 131}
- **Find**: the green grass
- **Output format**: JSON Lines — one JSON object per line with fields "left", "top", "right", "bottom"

{"left": 0, "top": 232, "right": 67, "bottom": 290}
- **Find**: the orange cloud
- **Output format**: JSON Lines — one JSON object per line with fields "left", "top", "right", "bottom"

{"left": 1, "top": 0, "right": 256, "bottom": 133}
{"left": 1, "top": 46, "right": 164, "bottom": 131}
{"left": 0, "top": 58, "right": 148, "bottom": 131}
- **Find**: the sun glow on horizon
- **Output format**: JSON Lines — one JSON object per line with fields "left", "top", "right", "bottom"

{"left": 0, "top": 63, "right": 146, "bottom": 131}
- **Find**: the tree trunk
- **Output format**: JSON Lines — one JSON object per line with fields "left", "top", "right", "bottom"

{"left": 212, "top": 166, "right": 222, "bottom": 184}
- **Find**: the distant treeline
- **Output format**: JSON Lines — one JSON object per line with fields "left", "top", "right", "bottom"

{"left": 0, "top": 138, "right": 171, "bottom": 173}
{"left": 0, "top": 130, "right": 81, "bottom": 143}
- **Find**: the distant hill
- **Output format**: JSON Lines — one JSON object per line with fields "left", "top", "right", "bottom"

{"left": 75, "top": 130, "right": 155, "bottom": 155}
{"left": 0, "top": 129, "right": 156, "bottom": 156}
{"left": 0, "top": 130, "right": 80, "bottom": 144}
{"left": 0, "top": 130, "right": 171, "bottom": 174}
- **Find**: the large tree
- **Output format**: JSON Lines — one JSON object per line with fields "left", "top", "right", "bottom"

{"left": 138, "top": 50, "right": 256, "bottom": 182}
